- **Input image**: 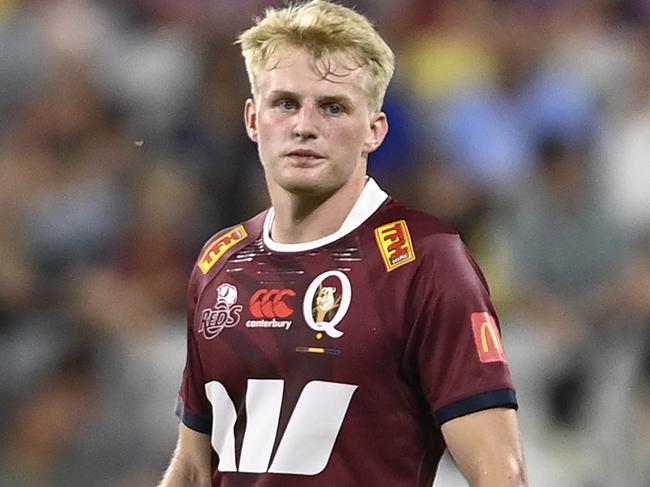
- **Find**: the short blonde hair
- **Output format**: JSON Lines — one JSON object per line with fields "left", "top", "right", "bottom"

{"left": 236, "top": 0, "right": 395, "bottom": 112}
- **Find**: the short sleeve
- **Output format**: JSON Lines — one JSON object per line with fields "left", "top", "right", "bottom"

{"left": 175, "top": 267, "right": 212, "bottom": 434}
{"left": 405, "top": 234, "right": 517, "bottom": 426}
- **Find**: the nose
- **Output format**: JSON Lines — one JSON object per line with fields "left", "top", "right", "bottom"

{"left": 292, "top": 102, "right": 319, "bottom": 140}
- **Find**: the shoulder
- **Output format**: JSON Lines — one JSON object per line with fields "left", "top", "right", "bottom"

{"left": 372, "top": 198, "right": 458, "bottom": 239}
{"left": 362, "top": 198, "right": 487, "bottom": 289}
{"left": 366, "top": 198, "right": 465, "bottom": 264}
{"left": 189, "top": 210, "right": 267, "bottom": 286}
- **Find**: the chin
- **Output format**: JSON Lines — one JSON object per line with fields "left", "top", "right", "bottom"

{"left": 278, "top": 174, "right": 341, "bottom": 198}
{"left": 283, "top": 180, "right": 332, "bottom": 196}
{"left": 266, "top": 163, "right": 353, "bottom": 199}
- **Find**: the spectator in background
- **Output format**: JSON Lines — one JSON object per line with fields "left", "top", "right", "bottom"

{"left": 504, "top": 136, "right": 647, "bottom": 486}
{"left": 597, "top": 35, "right": 650, "bottom": 237}
{"left": 0, "top": 343, "right": 99, "bottom": 487}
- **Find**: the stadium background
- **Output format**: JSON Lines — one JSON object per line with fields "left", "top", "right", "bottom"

{"left": 1, "top": 0, "right": 649, "bottom": 485}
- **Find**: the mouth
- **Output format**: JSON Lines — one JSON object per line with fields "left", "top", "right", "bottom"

{"left": 285, "top": 149, "right": 325, "bottom": 166}
{"left": 287, "top": 149, "right": 324, "bottom": 157}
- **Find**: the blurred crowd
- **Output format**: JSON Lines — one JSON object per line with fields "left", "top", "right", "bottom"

{"left": 0, "top": 0, "right": 649, "bottom": 485}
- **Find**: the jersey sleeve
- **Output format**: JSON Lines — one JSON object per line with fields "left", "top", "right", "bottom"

{"left": 405, "top": 233, "right": 517, "bottom": 426}
{"left": 175, "top": 265, "right": 212, "bottom": 434}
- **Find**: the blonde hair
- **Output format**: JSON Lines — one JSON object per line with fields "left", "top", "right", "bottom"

{"left": 236, "top": 0, "right": 395, "bottom": 112}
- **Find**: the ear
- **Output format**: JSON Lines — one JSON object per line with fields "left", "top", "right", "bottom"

{"left": 244, "top": 98, "right": 258, "bottom": 143}
{"left": 363, "top": 112, "right": 388, "bottom": 154}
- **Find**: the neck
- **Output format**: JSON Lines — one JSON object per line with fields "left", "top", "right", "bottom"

{"left": 268, "top": 176, "right": 367, "bottom": 244}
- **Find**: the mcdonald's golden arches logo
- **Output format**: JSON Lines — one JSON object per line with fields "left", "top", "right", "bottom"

{"left": 470, "top": 312, "right": 506, "bottom": 363}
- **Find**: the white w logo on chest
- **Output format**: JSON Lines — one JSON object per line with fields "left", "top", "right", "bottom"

{"left": 205, "top": 379, "right": 358, "bottom": 475}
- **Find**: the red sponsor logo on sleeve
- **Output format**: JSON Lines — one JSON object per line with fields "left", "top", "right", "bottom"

{"left": 471, "top": 312, "right": 506, "bottom": 363}
{"left": 198, "top": 225, "right": 248, "bottom": 274}
{"left": 374, "top": 220, "right": 416, "bottom": 272}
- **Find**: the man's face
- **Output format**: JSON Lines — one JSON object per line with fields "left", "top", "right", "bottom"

{"left": 245, "top": 47, "right": 387, "bottom": 198}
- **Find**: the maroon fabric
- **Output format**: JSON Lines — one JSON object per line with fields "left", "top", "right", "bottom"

{"left": 177, "top": 198, "right": 516, "bottom": 486}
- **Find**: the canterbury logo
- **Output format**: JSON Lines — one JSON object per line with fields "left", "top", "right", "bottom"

{"left": 199, "top": 226, "right": 248, "bottom": 274}
{"left": 250, "top": 289, "right": 296, "bottom": 319}
{"left": 205, "top": 379, "right": 358, "bottom": 475}
{"left": 374, "top": 220, "right": 416, "bottom": 271}
{"left": 470, "top": 312, "right": 506, "bottom": 363}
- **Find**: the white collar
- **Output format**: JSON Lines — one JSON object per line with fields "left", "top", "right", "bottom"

{"left": 263, "top": 178, "right": 388, "bottom": 252}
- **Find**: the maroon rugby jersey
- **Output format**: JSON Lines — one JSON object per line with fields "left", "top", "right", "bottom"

{"left": 176, "top": 179, "right": 517, "bottom": 486}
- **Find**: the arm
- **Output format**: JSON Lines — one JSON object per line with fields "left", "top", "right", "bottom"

{"left": 159, "top": 423, "right": 212, "bottom": 487}
{"left": 442, "top": 408, "right": 527, "bottom": 487}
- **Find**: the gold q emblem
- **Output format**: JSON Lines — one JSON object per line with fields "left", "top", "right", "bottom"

{"left": 303, "top": 270, "right": 351, "bottom": 339}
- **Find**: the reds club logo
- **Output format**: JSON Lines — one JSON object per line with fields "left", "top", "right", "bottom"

{"left": 198, "top": 283, "right": 243, "bottom": 339}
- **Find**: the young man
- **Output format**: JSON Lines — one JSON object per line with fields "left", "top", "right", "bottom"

{"left": 160, "top": 1, "right": 527, "bottom": 486}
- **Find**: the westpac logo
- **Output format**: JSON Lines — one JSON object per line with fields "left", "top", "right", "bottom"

{"left": 198, "top": 284, "right": 242, "bottom": 339}
{"left": 246, "top": 288, "right": 295, "bottom": 331}
{"left": 470, "top": 312, "right": 506, "bottom": 363}
{"left": 374, "top": 220, "right": 416, "bottom": 272}
{"left": 199, "top": 225, "right": 248, "bottom": 274}
{"left": 205, "top": 379, "right": 357, "bottom": 475}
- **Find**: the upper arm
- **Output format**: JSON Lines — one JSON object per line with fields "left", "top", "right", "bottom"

{"left": 441, "top": 408, "right": 527, "bottom": 487}
{"left": 404, "top": 234, "right": 517, "bottom": 421}
{"left": 159, "top": 423, "right": 212, "bottom": 487}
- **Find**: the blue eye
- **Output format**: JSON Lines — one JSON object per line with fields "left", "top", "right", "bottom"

{"left": 278, "top": 99, "right": 297, "bottom": 110}
{"left": 325, "top": 103, "right": 343, "bottom": 115}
